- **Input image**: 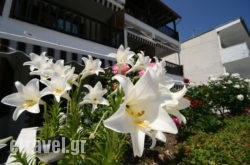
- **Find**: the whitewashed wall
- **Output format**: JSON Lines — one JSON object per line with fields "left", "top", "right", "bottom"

{"left": 164, "top": 30, "right": 225, "bottom": 84}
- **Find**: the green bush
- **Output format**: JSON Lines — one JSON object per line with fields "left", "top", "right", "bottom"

{"left": 180, "top": 73, "right": 250, "bottom": 135}
{"left": 180, "top": 85, "right": 223, "bottom": 135}
{"left": 176, "top": 115, "right": 250, "bottom": 165}
{"left": 207, "top": 73, "right": 250, "bottom": 115}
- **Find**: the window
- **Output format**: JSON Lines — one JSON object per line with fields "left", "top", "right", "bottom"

{"left": 53, "top": 18, "right": 78, "bottom": 35}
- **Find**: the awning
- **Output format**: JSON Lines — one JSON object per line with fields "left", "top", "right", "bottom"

{"left": 127, "top": 29, "right": 156, "bottom": 46}
{"left": 94, "top": 0, "right": 124, "bottom": 12}
{"left": 126, "top": 28, "right": 180, "bottom": 52}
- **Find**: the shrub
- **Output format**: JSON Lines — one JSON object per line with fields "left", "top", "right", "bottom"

{"left": 176, "top": 114, "right": 250, "bottom": 165}
{"left": 180, "top": 73, "right": 250, "bottom": 135}
{"left": 180, "top": 85, "right": 223, "bottom": 135}
{"left": 207, "top": 73, "right": 250, "bottom": 115}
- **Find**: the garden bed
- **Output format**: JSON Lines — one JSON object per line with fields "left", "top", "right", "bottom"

{"left": 124, "top": 114, "right": 250, "bottom": 165}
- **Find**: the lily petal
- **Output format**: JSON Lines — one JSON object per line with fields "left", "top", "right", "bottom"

{"left": 112, "top": 75, "right": 133, "bottom": 96}
{"left": 1, "top": 93, "right": 23, "bottom": 107}
{"left": 104, "top": 103, "right": 131, "bottom": 133}
{"left": 150, "top": 109, "right": 178, "bottom": 134}
{"left": 13, "top": 108, "right": 25, "bottom": 120}
{"left": 26, "top": 104, "right": 40, "bottom": 114}
{"left": 130, "top": 129, "right": 145, "bottom": 157}
{"left": 172, "top": 86, "right": 187, "bottom": 100}
{"left": 168, "top": 110, "right": 187, "bottom": 124}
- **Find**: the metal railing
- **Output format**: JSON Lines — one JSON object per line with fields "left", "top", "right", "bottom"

{"left": 165, "top": 61, "right": 183, "bottom": 76}
{"left": 125, "top": 2, "right": 179, "bottom": 40}
{"left": 157, "top": 25, "right": 179, "bottom": 41}
{"left": 10, "top": 0, "right": 124, "bottom": 48}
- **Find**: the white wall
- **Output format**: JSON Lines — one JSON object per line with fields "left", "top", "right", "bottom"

{"left": 165, "top": 30, "right": 225, "bottom": 84}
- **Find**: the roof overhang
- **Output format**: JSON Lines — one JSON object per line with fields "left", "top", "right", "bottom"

{"left": 46, "top": 0, "right": 124, "bottom": 22}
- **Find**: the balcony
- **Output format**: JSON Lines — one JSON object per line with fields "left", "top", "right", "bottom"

{"left": 220, "top": 42, "right": 250, "bottom": 78}
{"left": 165, "top": 61, "right": 183, "bottom": 76}
{"left": 10, "top": 0, "right": 124, "bottom": 48}
{"left": 125, "top": 0, "right": 180, "bottom": 41}
{"left": 220, "top": 42, "right": 249, "bottom": 64}
{"left": 158, "top": 25, "right": 179, "bottom": 41}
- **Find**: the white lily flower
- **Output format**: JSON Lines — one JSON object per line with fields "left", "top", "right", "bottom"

{"left": 64, "top": 67, "right": 79, "bottom": 86}
{"left": 151, "top": 58, "right": 174, "bottom": 90}
{"left": 104, "top": 70, "right": 177, "bottom": 157}
{"left": 51, "top": 60, "right": 78, "bottom": 86}
{"left": 80, "top": 81, "right": 109, "bottom": 113}
{"left": 146, "top": 130, "right": 166, "bottom": 149}
{"left": 1, "top": 79, "right": 43, "bottom": 120}
{"left": 81, "top": 55, "right": 104, "bottom": 79}
{"left": 127, "top": 51, "right": 151, "bottom": 73}
{"left": 23, "top": 52, "right": 50, "bottom": 71}
{"left": 41, "top": 76, "right": 71, "bottom": 102}
{"left": 108, "top": 45, "right": 135, "bottom": 68}
{"left": 51, "top": 60, "right": 71, "bottom": 77}
{"left": 24, "top": 52, "right": 53, "bottom": 79}
{"left": 163, "top": 86, "right": 190, "bottom": 124}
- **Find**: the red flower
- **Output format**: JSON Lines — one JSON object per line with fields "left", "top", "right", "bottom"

{"left": 183, "top": 78, "right": 190, "bottom": 84}
{"left": 186, "top": 98, "right": 203, "bottom": 108}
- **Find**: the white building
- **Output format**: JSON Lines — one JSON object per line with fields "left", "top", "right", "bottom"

{"left": 164, "top": 18, "right": 250, "bottom": 84}
{"left": 0, "top": 0, "right": 183, "bottom": 162}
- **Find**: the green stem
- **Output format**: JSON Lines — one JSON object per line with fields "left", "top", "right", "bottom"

{"left": 91, "top": 111, "right": 108, "bottom": 137}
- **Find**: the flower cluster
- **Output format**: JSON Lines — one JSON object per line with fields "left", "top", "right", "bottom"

{"left": 207, "top": 73, "right": 250, "bottom": 114}
{"left": 1, "top": 45, "right": 189, "bottom": 162}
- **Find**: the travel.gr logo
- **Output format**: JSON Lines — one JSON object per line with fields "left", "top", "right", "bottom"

{"left": 10, "top": 136, "right": 86, "bottom": 156}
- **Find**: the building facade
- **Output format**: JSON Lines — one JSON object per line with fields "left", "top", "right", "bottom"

{"left": 0, "top": 0, "right": 183, "bottom": 162}
{"left": 164, "top": 18, "right": 250, "bottom": 84}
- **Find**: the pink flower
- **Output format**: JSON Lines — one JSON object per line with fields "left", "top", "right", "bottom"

{"left": 172, "top": 117, "right": 181, "bottom": 126}
{"left": 138, "top": 62, "right": 156, "bottom": 75}
{"left": 112, "top": 63, "right": 130, "bottom": 75}
{"left": 149, "top": 62, "right": 156, "bottom": 67}
{"left": 158, "top": 153, "right": 165, "bottom": 160}
{"left": 138, "top": 69, "right": 146, "bottom": 76}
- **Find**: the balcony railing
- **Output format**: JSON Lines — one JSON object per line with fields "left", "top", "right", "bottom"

{"left": 158, "top": 25, "right": 179, "bottom": 41}
{"left": 125, "top": 2, "right": 179, "bottom": 40}
{"left": 165, "top": 61, "right": 183, "bottom": 76}
{"left": 10, "top": 0, "right": 124, "bottom": 48}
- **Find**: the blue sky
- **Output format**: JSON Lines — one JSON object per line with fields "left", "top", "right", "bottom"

{"left": 163, "top": 0, "right": 250, "bottom": 42}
